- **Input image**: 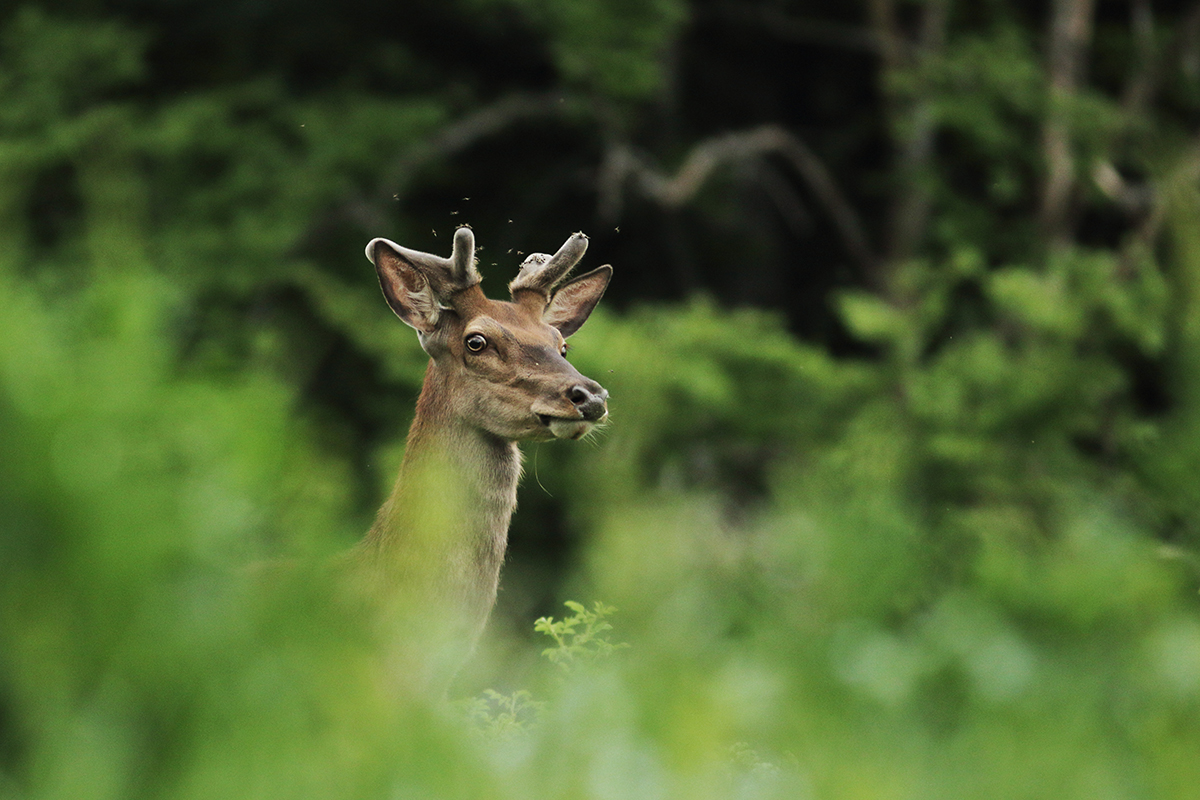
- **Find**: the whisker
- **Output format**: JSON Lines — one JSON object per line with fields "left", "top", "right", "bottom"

{"left": 532, "top": 443, "right": 553, "bottom": 497}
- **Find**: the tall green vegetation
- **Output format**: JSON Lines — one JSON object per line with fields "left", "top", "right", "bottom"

{"left": 3, "top": 1, "right": 1200, "bottom": 797}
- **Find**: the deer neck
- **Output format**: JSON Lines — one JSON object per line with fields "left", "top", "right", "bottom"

{"left": 365, "top": 362, "right": 522, "bottom": 614}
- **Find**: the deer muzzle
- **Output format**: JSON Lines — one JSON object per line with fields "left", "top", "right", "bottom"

{"left": 568, "top": 383, "right": 608, "bottom": 422}
{"left": 535, "top": 378, "right": 608, "bottom": 439}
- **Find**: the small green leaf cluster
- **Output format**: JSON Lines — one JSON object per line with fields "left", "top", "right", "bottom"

{"left": 460, "top": 601, "right": 627, "bottom": 738}
{"left": 458, "top": 689, "right": 546, "bottom": 741}
{"left": 533, "top": 600, "right": 630, "bottom": 674}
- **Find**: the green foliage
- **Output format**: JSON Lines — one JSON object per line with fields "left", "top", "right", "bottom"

{"left": 459, "top": 689, "right": 546, "bottom": 740}
{"left": 0, "top": 8, "right": 144, "bottom": 131}
{"left": 2, "top": 4, "right": 1200, "bottom": 800}
{"left": 461, "top": 600, "right": 626, "bottom": 738}
{"left": 534, "top": 600, "right": 630, "bottom": 673}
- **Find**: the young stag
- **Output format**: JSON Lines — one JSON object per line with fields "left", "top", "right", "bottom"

{"left": 353, "top": 226, "right": 610, "bottom": 692}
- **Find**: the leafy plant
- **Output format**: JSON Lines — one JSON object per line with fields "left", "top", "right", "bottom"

{"left": 460, "top": 601, "right": 628, "bottom": 738}
{"left": 533, "top": 600, "right": 630, "bottom": 674}
{"left": 459, "top": 689, "right": 546, "bottom": 741}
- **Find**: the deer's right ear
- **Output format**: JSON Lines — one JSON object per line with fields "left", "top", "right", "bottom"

{"left": 367, "top": 238, "right": 441, "bottom": 333}
{"left": 544, "top": 265, "right": 611, "bottom": 337}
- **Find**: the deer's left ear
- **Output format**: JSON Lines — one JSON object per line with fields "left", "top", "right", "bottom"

{"left": 544, "top": 265, "right": 611, "bottom": 337}
{"left": 368, "top": 238, "right": 443, "bottom": 333}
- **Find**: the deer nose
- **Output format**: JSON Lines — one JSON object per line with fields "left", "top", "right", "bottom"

{"left": 568, "top": 383, "right": 608, "bottom": 421}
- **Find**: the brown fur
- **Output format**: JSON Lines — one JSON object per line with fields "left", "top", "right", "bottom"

{"left": 351, "top": 228, "right": 611, "bottom": 694}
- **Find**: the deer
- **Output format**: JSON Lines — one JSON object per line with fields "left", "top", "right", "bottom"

{"left": 348, "top": 225, "right": 611, "bottom": 694}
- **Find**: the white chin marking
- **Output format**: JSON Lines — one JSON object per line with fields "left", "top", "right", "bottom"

{"left": 548, "top": 419, "right": 592, "bottom": 440}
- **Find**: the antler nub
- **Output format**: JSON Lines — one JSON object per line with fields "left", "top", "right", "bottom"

{"left": 448, "top": 226, "right": 477, "bottom": 287}
{"left": 509, "top": 232, "right": 589, "bottom": 298}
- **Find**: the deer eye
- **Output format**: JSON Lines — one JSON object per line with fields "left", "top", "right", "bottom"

{"left": 560, "top": 343, "right": 568, "bottom": 357}
{"left": 464, "top": 333, "right": 488, "bottom": 353}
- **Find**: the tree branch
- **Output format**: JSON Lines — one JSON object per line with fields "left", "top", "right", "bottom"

{"left": 880, "top": 0, "right": 948, "bottom": 268}
{"left": 1040, "top": 0, "right": 1097, "bottom": 246}
{"left": 867, "top": 0, "right": 905, "bottom": 77}
{"left": 296, "top": 92, "right": 575, "bottom": 250}
{"left": 1135, "top": 137, "right": 1200, "bottom": 246}
{"left": 599, "top": 125, "right": 878, "bottom": 280}
{"left": 1121, "top": 0, "right": 1159, "bottom": 115}
{"left": 376, "top": 92, "right": 572, "bottom": 203}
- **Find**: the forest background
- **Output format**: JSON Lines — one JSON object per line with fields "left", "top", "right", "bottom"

{"left": 3, "top": 0, "right": 1200, "bottom": 797}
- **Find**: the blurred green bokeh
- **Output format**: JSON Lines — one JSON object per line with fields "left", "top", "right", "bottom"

{"left": 3, "top": 4, "right": 1200, "bottom": 799}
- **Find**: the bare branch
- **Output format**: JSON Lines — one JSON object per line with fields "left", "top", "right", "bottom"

{"left": 1135, "top": 138, "right": 1200, "bottom": 246}
{"left": 599, "top": 125, "right": 878, "bottom": 279}
{"left": 881, "top": 0, "right": 948, "bottom": 266}
{"left": 1180, "top": 2, "right": 1200, "bottom": 80}
{"left": 296, "top": 92, "right": 574, "bottom": 252}
{"left": 755, "top": 162, "right": 815, "bottom": 237}
{"left": 1040, "top": 0, "right": 1097, "bottom": 246}
{"left": 867, "top": 0, "right": 905, "bottom": 77}
{"left": 377, "top": 92, "right": 571, "bottom": 203}
{"left": 1092, "top": 160, "right": 1152, "bottom": 212}
{"left": 1121, "top": 0, "right": 1159, "bottom": 115}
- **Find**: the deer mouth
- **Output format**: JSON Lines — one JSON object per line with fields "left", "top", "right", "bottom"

{"left": 537, "top": 414, "right": 595, "bottom": 440}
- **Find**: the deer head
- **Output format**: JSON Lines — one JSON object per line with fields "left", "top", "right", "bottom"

{"left": 365, "top": 226, "right": 611, "bottom": 442}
